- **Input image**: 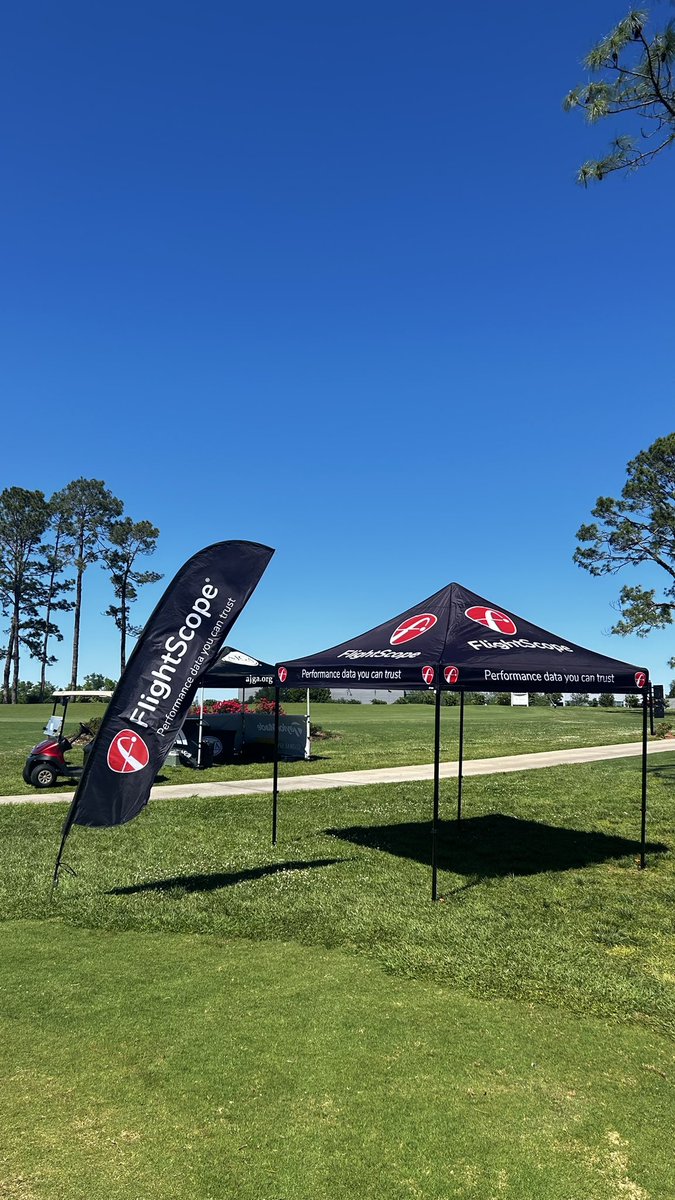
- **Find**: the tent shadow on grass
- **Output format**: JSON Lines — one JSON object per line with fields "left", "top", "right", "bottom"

{"left": 109, "top": 857, "right": 350, "bottom": 896}
{"left": 325, "top": 815, "right": 667, "bottom": 878}
{"left": 648, "top": 760, "right": 675, "bottom": 783}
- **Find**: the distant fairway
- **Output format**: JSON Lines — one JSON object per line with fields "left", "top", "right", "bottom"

{"left": 0, "top": 699, "right": 648, "bottom": 797}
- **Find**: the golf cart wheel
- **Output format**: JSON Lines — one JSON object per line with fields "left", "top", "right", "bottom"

{"left": 30, "top": 763, "right": 58, "bottom": 788}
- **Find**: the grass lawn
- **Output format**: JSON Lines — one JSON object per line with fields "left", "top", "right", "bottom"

{"left": 0, "top": 700, "right": 649, "bottom": 797}
{"left": 1, "top": 748, "right": 674, "bottom": 1198}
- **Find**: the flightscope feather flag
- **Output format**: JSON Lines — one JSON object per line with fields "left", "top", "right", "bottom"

{"left": 53, "top": 540, "right": 273, "bottom": 877}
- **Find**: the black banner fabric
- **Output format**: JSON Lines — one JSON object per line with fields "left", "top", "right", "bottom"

{"left": 276, "top": 581, "right": 649, "bottom": 695}
{"left": 66, "top": 540, "right": 273, "bottom": 829}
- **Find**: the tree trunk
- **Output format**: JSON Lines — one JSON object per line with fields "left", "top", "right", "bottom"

{"left": 40, "top": 528, "right": 61, "bottom": 700}
{"left": 2, "top": 619, "right": 14, "bottom": 704}
{"left": 10, "top": 587, "right": 20, "bottom": 703}
{"left": 40, "top": 577, "right": 56, "bottom": 700}
{"left": 120, "top": 570, "right": 129, "bottom": 673}
{"left": 69, "top": 535, "right": 85, "bottom": 690}
{"left": 11, "top": 619, "right": 19, "bottom": 704}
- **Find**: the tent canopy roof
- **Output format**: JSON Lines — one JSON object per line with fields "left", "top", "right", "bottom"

{"left": 276, "top": 581, "right": 649, "bottom": 694}
{"left": 201, "top": 646, "right": 275, "bottom": 690}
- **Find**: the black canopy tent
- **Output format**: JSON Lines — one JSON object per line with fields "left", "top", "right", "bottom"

{"left": 201, "top": 645, "right": 275, "bottom": 690}
{"left": 190, "top": 646, "right": 276, "bottom": 764}
{"left": 272, "top": 582, "right": 651, "bottom": 898}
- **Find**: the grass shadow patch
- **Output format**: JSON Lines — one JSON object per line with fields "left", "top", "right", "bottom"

{"left": 109, "top": 856, "right": 349, "bottom": 895}
{"left": 326, "top": 813, "right": 667, "bottom": 877}
{"left": 648, "top": 760, "right": 675, "bottom": 782}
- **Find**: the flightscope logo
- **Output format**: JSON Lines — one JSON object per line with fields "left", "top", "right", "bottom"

{"left": 107, "top": 730, "right": 150, "bottom": 774}
{"left": 444, "top": 665, "right": 459, "bottom": 684}
{"left": 278, "top": 666, "right": 288, "bottom": 683}
{"left": 465, "top": 606, "right": 517, "bottom": 636}
{"left": 635, "top": 671, "right": 647, "bottom": 689}
{"left": 422, "top": 666, "right": 435, "bottom": 685}
{"left": 390, "top": 613, "right": 437, "bottom": 646}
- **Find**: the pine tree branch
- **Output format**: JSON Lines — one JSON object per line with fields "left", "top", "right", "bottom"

{"left": 636, "top": 25, "right": 675, "bottom": 117}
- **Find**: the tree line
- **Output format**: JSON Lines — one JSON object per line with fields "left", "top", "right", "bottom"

{"left": 0, "top": 478, "right": 162, "bottom": 704}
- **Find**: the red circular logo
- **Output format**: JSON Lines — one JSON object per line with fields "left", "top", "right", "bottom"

{"left": 635, "top": 671, "right": 647, "bottom": 689}
{"left": 278, "top": 666, "right": 288, "bottom": 683}
{"left": 107, "top": 729, "right": 150, "bottom": 774}
{"left": 444, "top": 665, "right": 459, "bottom": 684}
{"left": 465, "top": 605, "right": 517, "bottom": 635}
{"left": 422, "top": 665, "right": 435, "bottom": 685}
{"left": 390, "top": 613, "right": 438, "bottom": 646}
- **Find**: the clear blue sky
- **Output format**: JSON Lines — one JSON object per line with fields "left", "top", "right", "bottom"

{"left": 2, "top": 1, "right": 674, "bottom": 688}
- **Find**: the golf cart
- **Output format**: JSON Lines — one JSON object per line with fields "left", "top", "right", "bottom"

{"left": 23, "top": 690, "right": 113, "bottom": 788}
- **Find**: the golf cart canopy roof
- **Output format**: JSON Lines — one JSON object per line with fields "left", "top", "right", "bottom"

{"left": 275, "top": 580, "right": 650, "bottom": 694}
{"left": 52, "top": 690, "right": 114, "bottom": 701}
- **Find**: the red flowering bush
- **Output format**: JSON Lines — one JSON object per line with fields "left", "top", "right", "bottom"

{"left": 254, "top": 697, "right": 285, "bottom": 715}
{"left": 189, "top": 699, "right": 250, "bottom": 716}
{"left": 189, "top": 697, "right": 285, "bottom": 717}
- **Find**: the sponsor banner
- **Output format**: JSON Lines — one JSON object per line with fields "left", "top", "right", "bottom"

{"left": 440, "top": 663, "right": 649, "bottom": 693}
{"left": 243, "top": 713, "right": 310, "bottom": 759}
{"left": 278, "top": 662, "right": 432, "bottom": 688}
{"left": 64, "top": 540, "right": 274, "bottom": 829}
{"left": 186, "top": 712, "right": 310, "bottom": 760}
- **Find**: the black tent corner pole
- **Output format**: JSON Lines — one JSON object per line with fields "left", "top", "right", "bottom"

{"left": 272, "top": 685, "right": 280, "bottom": 847}
{"left": 457, "top": 689, "right": 465, "bottom": 822}
{"left": 640, "top": 691, "right": 648, "bottom": 869}
{"left": 649, "top": 683, "right": 655, "bottom": 736}
{"left": 431, "top": 686, "right": 442, "bottom": 902}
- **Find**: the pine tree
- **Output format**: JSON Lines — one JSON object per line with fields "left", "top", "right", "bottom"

{"left": 574, "top": 434, "right": 675, "bottom": 667}
{"left": 564, "top": 8, "right": 675, "bottom": 182}
{"left": 0, "top": 488, "right": 50, "bottom": 703}
{"left": 33, "top": 499, "right": 75, "bottom": 698}
{"left": 52, "top": 479, "right": 123, "bottom": 688}
{"left": 102, "top": 518, "right": 162, "bottom": 672}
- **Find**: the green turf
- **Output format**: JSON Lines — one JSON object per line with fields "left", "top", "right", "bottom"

{"left": 1, "top": 717, "right": 674, "bottom": 1198}
{"left": 1, "top": 919, "right": 672, "bottom": 1200}
{"left": 3, "top": 754, "right": 673, "bottom": 1029}
{"left": 0, "top": 699, "right": 648, "bottom": 796}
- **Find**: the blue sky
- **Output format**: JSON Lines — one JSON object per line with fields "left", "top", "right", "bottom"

{"left": 2, "top": 1, "right": 674, "bottom": 689}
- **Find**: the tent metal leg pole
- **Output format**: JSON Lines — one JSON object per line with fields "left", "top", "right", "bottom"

{"left": 272, "top": 686, "right": 280, "bottom": 846}
{"left": 197, "top": 686, "right": 204, "bottom": 767}
{"left": 640, "top": 694, "right": 648, "bottom": 869}
{"left": 649, "top": 684, "right": 655, "bottom": 736}
{"left": 431, "top": 687, "right": 441, "bottom": 902}
{"left": 457, "top": 689, "right": 465, "bottom": 822}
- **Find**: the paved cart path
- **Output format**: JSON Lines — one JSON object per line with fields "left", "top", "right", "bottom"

{"left": 3, "top": 738, "right": 673, "bottom": 806}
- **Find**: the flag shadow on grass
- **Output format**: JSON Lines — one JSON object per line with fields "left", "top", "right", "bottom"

{"left": 325, "top": 815, "right": 667, "bottom": 878}
{"left": 109, "top": 857, "right": 350, "bottom": 896}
